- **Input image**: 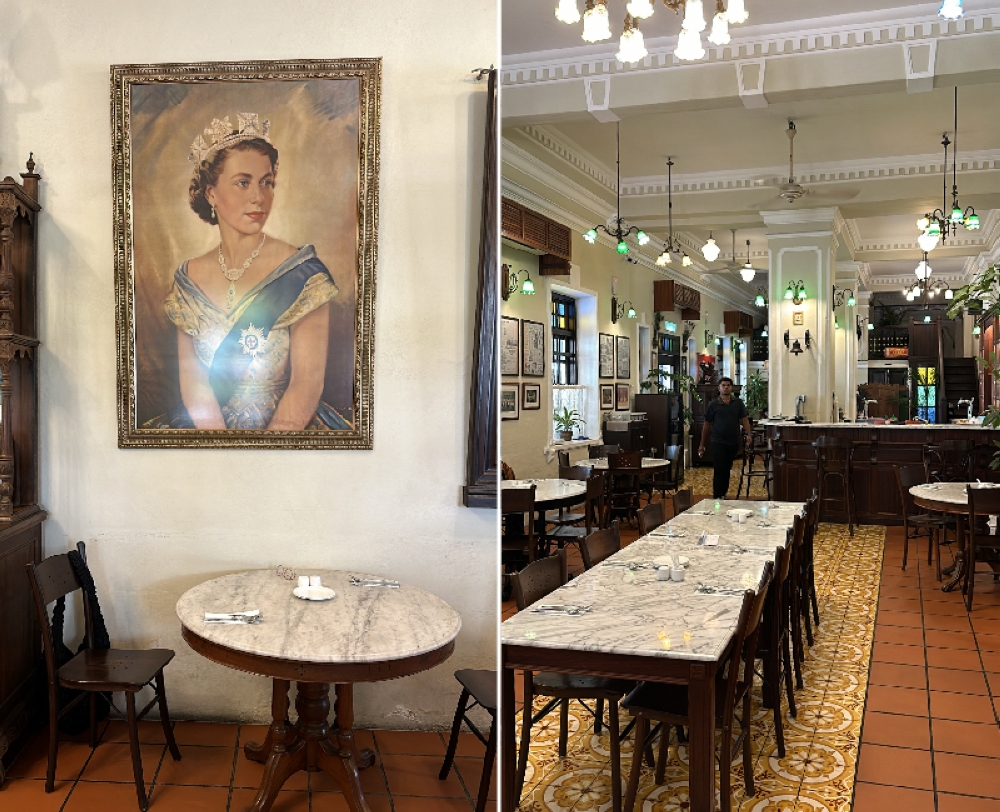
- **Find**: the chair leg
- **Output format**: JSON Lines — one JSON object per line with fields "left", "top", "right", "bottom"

{"left": 654, "top": 722, "right": 669, "bottom": 784}
{"left": 439, "top": 687, "right": 470, "bottom": 779}
{"left": 514, "top": 673, "right": 534, "bottom": 803}
{"left": 89, "top": 692, "right": 99, "bottom": 749}
{"left": 720, "top": 721, "right": 732, "bottom": 812}
{"left": 126, "top": 691, "right": 148, "bottom": 811}
{"left": 801, "top": 577, "right": 814, "bottom": 647}
{"left": 809, "top": 562, "right": 820, "bottom": 626}
{"left": 782, "top": 635, "right": 797, "bottom": 719}
{"left": 902, "top": 521, "right": 910, "bottom": 571}
{"left": 742, "top": 692, "right": 754, "bottom": 797}
{"left": 475, "top": 716, "right": 496, "bottom": 812}
{"left": 45, "top": 686, "right": 59, "bottom": 793}
{"left": 608, "top": 699, "right": 622, "bottom": 812}
{"left": 622, "top": 716, "right": 647, "bottom": 812}
{"left": 558, "top": 698, "right": 570, "bottom": 758}
{"left": 155, "top": 672, "right": 181, "bottom": 762}
{"left": 934, "top": 527, "right": 943, "bottom": 582}
{"left": 595, "top": 697, "right": 604, "bottom": 735}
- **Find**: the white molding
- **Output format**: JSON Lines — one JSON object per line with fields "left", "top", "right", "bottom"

{"left": 503, "top": 138, "right": 615, "bottom": 215}
{"left": 520, "top": 125, "right": 617, "bottom": 192}
{"left": 904, "top": 39, "right": 937, "bottom": 93}
{"left": 736, "top": 59, "right": 767, "bottom": 109}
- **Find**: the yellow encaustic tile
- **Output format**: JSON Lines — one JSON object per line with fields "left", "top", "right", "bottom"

{"left": 513, "top": 522, "right": 886, "bottom": 811}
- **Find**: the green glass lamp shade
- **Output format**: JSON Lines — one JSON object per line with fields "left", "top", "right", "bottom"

{"left": 636, "top": 230, "right": 649, "bottom": 246}
{"left": 627, "top": 306, "right": 636, "bottom": 319}
{"left": 521, "top": 277, "right": 535, "bottom": 295}
{"left": 616, "top": 240, "right": 628, "bottom": 254}
{"left": 927, "top": 220, "right": 941, "bottom": 237}
{"left": 847, "top": 295, "right": 856, "bottom": 306}
{"left": 973, "top": 325, "right": 982, "bottom": 336}
{"left": 584, "top": 228, "right": 598, "bottom": 243}
{"left": 761, "top": 326, "right": 768, "bottom": 337}
{"left": 754, "top": 293, "right": 766, "bottom": 307}
{"left": 797, "top": 286, "right": 807, "bottom": 301}
{"left": 966, "top": 213, "right": 980, "bottom": 230}
{"left": 867, "top": 322, "right": 874, "bottom": 331}
{"left": 784, "top": 285, "right": 794, "bottom": 300}
{"left": 950, "top": 205, "right": 963, "bottom": 224}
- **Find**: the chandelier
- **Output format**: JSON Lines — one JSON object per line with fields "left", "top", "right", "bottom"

{"left": 583, "top": 122, "right": 649, "bottom": 255}
{"left": 915, "top": 87, "right": 979, "bottom": 252}
{"left": 905, "top": 251, "right": 953, "bottom": 304}
{"left": 653, "top": 157, "right": 691, "bottom": 267}
{"left": 555, "top": 0, "right": 750, "bottom": 65}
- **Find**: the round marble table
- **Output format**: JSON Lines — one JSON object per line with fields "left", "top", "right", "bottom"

{"left": 177, "top": 570, "right": 461, "bottom": 812}
{"left": 574, "top": 457, "right": 669, "bottom": 470}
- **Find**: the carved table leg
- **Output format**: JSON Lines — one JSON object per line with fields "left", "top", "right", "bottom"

{"left": 332, "top": 684, "right": 376, "bottom": 769}
{"left": 942, "top": 517, "right": 966, "bottom": 593}
{"left": 245, "top": 679, "right": 291, "bottom": 764}
{"left": 315, "top": 683, "right": 373, "bottom": 811}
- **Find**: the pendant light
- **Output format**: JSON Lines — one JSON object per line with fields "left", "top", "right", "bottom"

{"left": 701, "top": 232, "right": 720, "bottom": 262}
{"left": 555, "top": 0, "right": 581, "bottom": 24}
{"left": 626, "top": 0, "right": 654, "bottom": 19}
{"left": 583, "top": 123, "right": 648, "bottom": 255}
{"left": 939, "top": 0, "right": 964, "bottom": 20}
{"left": 739, "top": 239, "right": 756, "bottom": 282}
{"left": 683, "top": 0, "right": 706, "bottom": 32}
{"left": 655, "top": 157, "right": 688, "bottom": 267}
{"left": 616, "top": 13, "right": 648, "bottom": 63}
{"left": 708, "top": 0, "right": 730, "bottom": 45}
{"left": 582, "top": 0, "right": 612, "bottom": 42}
{"left": 675, "top": 24, "right": 706, "bottom": 60}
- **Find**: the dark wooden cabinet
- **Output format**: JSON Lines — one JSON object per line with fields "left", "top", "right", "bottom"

{"left": 501, "top": 197, "right": 571, "bottom": 262}
{"left": 603, "top": 418, "right": 650, "bottom": 455}
{"left": 723, "top": 310, "right": 754, "bottom": 335}
{"left": 0, "top": 157, "right": 46, "bottom": 784}
{"left": 634, "top": 393, "right": 681, "bottom": 455}
{"left": 653, "top": 280, "right": 700, "bottom": 318}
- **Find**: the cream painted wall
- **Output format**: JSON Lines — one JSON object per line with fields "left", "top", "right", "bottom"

{"left": 1, "top": 0, "right": 497, "bottom": 727}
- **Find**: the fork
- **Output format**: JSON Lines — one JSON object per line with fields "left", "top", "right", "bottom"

{"left": 349, "top": 576, "right": 400, "bottom": 588}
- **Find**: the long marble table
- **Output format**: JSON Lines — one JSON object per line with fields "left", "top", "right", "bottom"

{"left": 501, "top": 498, "right": 804, "bottom": 812}
{"left": 177, "top": 570, "right": 461, "bottom": 812}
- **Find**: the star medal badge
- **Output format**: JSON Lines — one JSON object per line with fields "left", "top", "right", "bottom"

{"left": 239, "top": 323, "right": 268, "bottom": 358}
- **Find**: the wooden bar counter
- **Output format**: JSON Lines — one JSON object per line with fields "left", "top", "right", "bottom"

{"left": 765, "top": 422, "right": 1000, "bottom": 524}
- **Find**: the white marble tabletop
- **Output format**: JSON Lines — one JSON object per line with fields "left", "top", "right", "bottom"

{"left": 501, "top": 499, "right": 804, "bottom": 662}
{"left": 502, "top": 478, "right": 586, "bottom": 503}
{"left": 574, "top": 457, "right": 670, "bottom": 470}
{"left": 177, "top": 570, "right": 461, "bottom": 664}
{"left": 910, "top": 482, "right": 1000, "bottom": 506}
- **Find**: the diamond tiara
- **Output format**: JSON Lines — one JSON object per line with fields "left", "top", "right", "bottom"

{"left": 189, "top": 112, "right": 272, "bottom": 167}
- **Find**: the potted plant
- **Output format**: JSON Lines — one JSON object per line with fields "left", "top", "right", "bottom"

{"left": 553, "top": 407, "right": 584, "bottom": 441}
{"left": 639, "top": 368, "right": 670, "bottom": 394}
{"left": 743, "top": 370, "right": 768, "bottom": 421}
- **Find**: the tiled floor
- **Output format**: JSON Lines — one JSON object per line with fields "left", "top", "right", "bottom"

{"left": 1, "top": 721, "right": 495, "bottom": 811}
{"left": 855, "top": 524, "right": 1000, "bottom": 812}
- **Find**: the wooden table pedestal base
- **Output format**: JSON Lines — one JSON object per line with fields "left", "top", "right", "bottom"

{"left": 242, "top": 679, "right": 375, "bottom": 812}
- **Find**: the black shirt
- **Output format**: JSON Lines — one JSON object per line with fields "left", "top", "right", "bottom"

{"left": 704, "top": 396, "right": 748, "bottom": 445}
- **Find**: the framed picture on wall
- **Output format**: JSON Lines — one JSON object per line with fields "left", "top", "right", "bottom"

{"left": 522, "top": 319, "right": 545, "bottom": 377}
{"left": 615, "top": 383, "right": 631, "bottom": 411}
{"left": 599, "top": 333, "right": 615, "bottom": 379}
{"left": 522, "top": 383, "right": 541, "bottom": 410}
{"left": 616, "top": 335, "right": 631, "bottom": 379}
{"left": 501, "top": 383, "right": 519, "bottom": 420}
{"left": 501, "top": 316, "right": 519, "bottom": 376}
{"left": 111, "top": 58, "right": 381, "bottom": 449}
{"left": 600, "top": 384, "right": 615, "bottom": 410}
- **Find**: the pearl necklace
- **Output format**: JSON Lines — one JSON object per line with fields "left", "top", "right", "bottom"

{"left": 218, "top": 234, "right": 266, "bottom": 310}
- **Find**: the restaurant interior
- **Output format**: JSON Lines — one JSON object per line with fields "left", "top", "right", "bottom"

{"left": 501, "top": 1, "right": 1000, "bottom": 811}
{"left": 0, "top": 2, "right": 498, "bottom": 812}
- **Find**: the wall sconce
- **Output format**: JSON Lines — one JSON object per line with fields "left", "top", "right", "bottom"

{"left": 501, "top": 264, "right": 536, "bottom": 301}
{"left": 753, "top": 287, "right": 768, "bottom": 307}
{"left": 784, "top": 280, "right": 807, "bottom": 305}
{"left": 856, "top": 316, "right": 874, "bottom": 339}
{"left": 611, "top": 296, "right": 637, "bottom": 324}
{"left": 784, "top": 329, "right": 810, "bottom": 355}
{"left": 761, "top": 325, "right": 768, "bottom": 337}
{"left": 704, "top": 329, "right": 715, "bottom": 348}
{"left": 832, "top": 285, "right": 856, "bottom": 309}
{"left": 973, "top": 324, "right": 982, "bottom": 336}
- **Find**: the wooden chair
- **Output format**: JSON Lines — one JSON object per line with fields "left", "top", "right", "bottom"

{"left": 557, "top": 450, "right": 571, "bottom": 468}
{"left": 511, "top": 550, "right": 632, "bottom": 812}
{"left": 637, "top": 501, "right": 666, "bottom": 536}
{"left": 549, "top": 471, "right": 606, "bottom": 553}
{"left": 608, "top": 451, "right": 643, "bottom": 527}
{"left": 621, "top": 561, "right": 774, "bottom": 812}
{"left": 737, "top": 428, "right": 773, "bottom": 499}
{"left": 640, "top": 444, "right": 682, "bottom": 504}
{"left": 964, "top": 486, "right": 1000, "bottom": 611}
{"left": 26, "top": 542, "right": 181, "bottom": 811}
{"left": 580, "top": 522, "right": 621, "bottom": 569}
{"left": 896, "top": 465, "right": 950, "bottom": 579}
{"left": 546, "top": 465, "right": 588, "bottom": 535}
{"left": 440, "top": 669, "right": 496, "bottom": 812}
{"left": 813, "top": 436, "right": 855, "bottom": 536}
{"left": 501, "top": 485, "right": 537, "bottom": 567}
{"left": 590, "top": 444, "right": 620, "bottom": 459}
{"left": 671, "top": 487, "right": 693, "bottom": 517}
{"left": 501, "top": 461, "right": 516, "bottom": 481}
{"left": 925, "top": 439, "right": 975, "bottom": 483}
{"left": 796, "top": 493, "right": 820, "bottom": 647}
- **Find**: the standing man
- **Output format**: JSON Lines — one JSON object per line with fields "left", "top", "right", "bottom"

{"left": 698, "top": 377, "right": 753, "bottom": 499}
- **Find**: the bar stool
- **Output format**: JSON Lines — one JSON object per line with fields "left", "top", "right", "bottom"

{"left": 737, "top": 428, "right": 772, "bottom": 499}
{"left": 813, "top": 436, "right": 855, "bottom": 536}
{"left": 924, "top": 439, "right": 975, "bottom": 483}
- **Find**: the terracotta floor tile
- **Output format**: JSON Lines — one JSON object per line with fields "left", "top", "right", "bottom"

{"left": 78, "top": 741, "right": 164, "bottom": 783}
{"left": 987, "top": 672, "right": 1000, "bottom": 694}
{"left": 869, "top": 661, "right": 927, "bottom": 690}
{"left": 933, "top": 719, "right": 1000, "bottom": 758}
{"left": 877, "top": 597, "right": 922, "bottom": 613}
{"left": 930, "top": 691, "right": 997, "bottom": 723}
{"left": 874, "top": 625, "right": 924, "bottom": 646}
{"left": 102, "top": 720, "right": 171, "bottom": 745}
{"left": 450, "top": 731, "right": 487, "bottom": 758}
{"left": 855, "top": 744, "right": 933, "bottom": 789}
{"left": 311, "top": 793, "right": 395, "bottom": 812}
{"left": 236, "top": 724, "right": 270, "bottom": 747}
{"left": 928, "top": 647, "right": 984, "bottom": 671}
{"left": 973, "top": 620, "right": 1000, "bottom": 635}
{"left": 0, "top": 777, "right": 71, "bottom": 811}
{"left": 926, "top": 629, "right": 979, "bottom": 649}
{"left": 938, "top": 794, "right": 1000, "bottom": 812}
{"left": 310, "top": 760, "right": 388, "bottom": 794}
{"left": 865, "top": 684, "right": 928, "bottom": 717}
{"left": 380, "top": 753, "right": 468, "bottom": 798}
{"left": 976, "top": 634, "right": 1000, "bottom": 652}
{"left": 455, "top": 756, "right": 496, "bottom": 801}
{"left": 851, "top": 782, "right": 935, "bottom": 812}
{"left": 859, "top": 712, "right": 930, "bottom": 749}
{"left": 922, "top": 599, "right": 969, "bottom": 615}
{"left": 144, "top": 784, "right": 231, "bottom": 811}
{"left": 982, "top": 651, "right": 1000, "bottom": 672}
{"left": 170, "top": 721, "right": 239, "bottom": 748}
{"left": 876, "top": 610, "right": 923, "bottom": 628}
{"left": 872, "top": 642, "right": 925, "bottom": 666}
{"left": 230, "top": 788, "right": 310, "bottom": 811}
{"left": 928, "top": 667, "right": 990, "bottom": 695}
{"left": 232, "top": 750, "right": 309, "bottom": 790}
{"left": 924, "top": 613, "right": 974, "bottom": 632}
{"left": 935, "top": 752, "right": 1000, "bottom": 799}
{"left": 7, "top": 736, "right": 93, "bottom": 781}
{"left": 62, "top": 781, "right": 148, "bottom": 811}
{"left": 374, "top": 730, "right": 446, "bottom": 756}
{"left": 154, "top": 744, "right": 234, "bottom": 787}
{"left": 389, "top": 798, "right": 476, "bottom": 812}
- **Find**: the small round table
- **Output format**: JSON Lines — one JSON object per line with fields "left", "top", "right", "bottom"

{"left": 911, "top": 483, "right": 969, "bottom": 592}
{"left": 502, "top": 479, "right": 587, "bottom": 556}
{"left": 574, "top": 457, "right": 670, "bottom": 470}
{"left": 177, "top": 570, "right": 461, "bottom": 812}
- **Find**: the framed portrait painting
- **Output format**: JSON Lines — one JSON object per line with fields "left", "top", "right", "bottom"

{"left": 521, "top": 319, "right": 545, "bottom": 378}
{"left": 501, "top": 316, "right": 519, "bottom": 376}
{"left": 600, "top": 384, "right": 615, "bottom": 410}
{"left": 112, "top": 58, "right": 380, "bottom": 448}
{"left": 616, "top": 383, "right": 631, "bottom": 411}
{"left": 616, "top": 335, "right": 631, "bottom": 379}
{"left": 598, "top": 333, "right": 615, "bottom": 379}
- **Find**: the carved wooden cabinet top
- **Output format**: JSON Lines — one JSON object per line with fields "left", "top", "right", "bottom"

{"left": 501, "top": 197, "right": 571, "bottom": 261}
{"left": 653, "top": 279, "right": 700, "bottom": 315}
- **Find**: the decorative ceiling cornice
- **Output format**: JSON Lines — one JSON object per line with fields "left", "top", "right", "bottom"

{"left": 503, "top": 7, "right": 998, "bottom": 86}
{"left": 503, "top": 137, "right": 615, "bottom": 214}
{"left": 520, "top": 125, "right": 617, "bottom": 193}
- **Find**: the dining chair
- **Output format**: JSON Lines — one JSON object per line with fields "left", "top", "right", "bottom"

{"left": 813, "top": 436, "right": 855, "bottom": 536}
{"left": 501, "top": 461, "right": 516, "bottom": 481}
{"left": 671, "top": 487, "right": 692, "bottom": 517}
{"left": 737, "top": 427, "right": 773, "bottom": 499}
{"left": 510, "top": 549, "right": 632, "bottom": 812}
{"left": 549, "top": 472, "right": 607, "bottom": 556}
{"left": 25, "top": 542, "right": 181, "bottom": 811}
{"left": 440, "top": 669, "right": 496, "bottom": 812}
{"left": 557, "top": 450, "right": 571, "bottom": 468}
{"left": 502, "top": 485, "right": 537, "bottom": 604}
{"left": 963, "top": 486, "right": 1000, "bottom": 611}
{"left": 755, "top": 519, "right": 800, "bottom": 758}
{"left": 796, "top": 493, "right": 820, "bottom": 647}
{"left": 637, "top": 501, "right": 666, "bottom": 536}
{"left": 788, "top": 512, "right": 808, "bottom": 689}
{"left": 621, "top": 561, "right": 774, "bottom": 812}
{"left": 546, "top": 465, "right": 588, "bottom": 537}
{"left": 640, "top": 444, "right": 680, "bottom": 504}
{"left": 580, "top": 522, "right": 621, "bottom": 569}
{"left": 924, "top": 439, "right": 975, "bottom": 483}
{"left": 608, "top": 451, "right": 643, "bottom": 527}
{"left": 590, "top": 444, "right": 620, "bottom": 459}
{"left": 896, "top": 465, "right": 951, "bottom": 579}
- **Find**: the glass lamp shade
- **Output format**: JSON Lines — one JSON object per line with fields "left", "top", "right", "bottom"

{"left": 582, "top": 1, "right": 612, "bottom": 42}
{"left": 626, "top": 0, "right": 655, "bottom": 19}
{"left": 945, "top": 289, "right": 954, "bottom": 300}
{"left": 682, "top": 253, "right": 692, "bottom": 267}
{"left": 740, "top": 264, "right": 756, "bottom": 283}
{"left": 701, "top": 237, "right": 720, "bottom": 262}
{"left": 555, "top": 0, "right": 581, "bottom": 23}
{"left": 973, "top": 325, "right": 982, "bottom": 336}
{"left": 754, "top": 293, "right": 766, "bottom": 307}
{"left": 868, "top": 322, "right": 874, "bottom": 331}
{"left": 714, "top": 337, "right": 721, "bottom": 346}
{"left": 939, "top": 0, "right": 964, "bottom": 21}
{"left": 915, "top": 259, "right": 932, "bottom": 280}
{"left": 927, "top": 220, "right": 941, "bottom": 237}
{"left": 708, "top": 12, "right": 730, "bottom": 45}
{"left": 682, "top": 0, "right": 706, "bottom": 32}
{"left": 797, "top": 286, "right": 807, "bottom": 301}
{"left": 675, "top": 26, "right": 706, "bottom": 60}
{"left": 847, "top": 295, "right": 856, "bottom": 307}
{"left": 627, "top": 306, "right": 637, "bottom": 319}
{"left": 761, "top": 325, "right": 768, "bottom": 337}
{"left": 950, "top": 205, "right": 964, "bottom": 224}
{"left": 616, "top": 240, "right": 629, "bottom": 254}
{"left": 584, "top": 228, "right": 598, "bottom": 243}
{"left": 521, "top": 277, "right": 535, "bottom": 295}
{"left": 636, "top": 230, "right": 650, "bottom": 246}
{"left": 656, "top": 251, "right": 671, "bottom": 266}
{"left": 917, "top": 230, "right": 940, "bottom": 252}
{"left": 725, "top": 0, "right": 749, "bottom": 24}
{"left": 966, "top": 212, "right": 980, "bottom": 230}
{"left": 616, "top": 20, "right": 648, "bottom": 63}
{"left": 916, "top": 216, "right": 931, "bottom": 230}
{"left": 784, "top": 285, "right": 794, "bottom": 300}
{"left": 834, "top": 320, "right": 840, "bottom": 330}
{"left": 924, "top": 315, "right": 932, "bottom": 323}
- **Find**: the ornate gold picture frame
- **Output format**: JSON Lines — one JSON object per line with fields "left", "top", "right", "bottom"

{"left": 111, "top": 59, "right": 380, "bottom": 448}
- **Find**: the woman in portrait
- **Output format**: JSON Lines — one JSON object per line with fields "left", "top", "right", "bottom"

{"left": 148, "top": 113, "right": 351, "bottom": 431}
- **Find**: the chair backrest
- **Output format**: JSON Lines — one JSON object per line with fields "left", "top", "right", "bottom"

{"left": 721, "top": 561, "right": 774, "bottom": 721}
{"left": 671, "top": 487, "right": 692, "bottom": 515}
{"left": 925, "top": 440, "right": 975, "bottom": 483}
{"left": 608, "top": 451, "right": 642, "bottom": 471}
{"left": 501, "top": 485, "right": 536, "bottom": 561}
{"left": 894, "top": 465, "right": 928, "bottom": 520}
{"left": 813, "top": 436, "right": 852, "bottom": 468}
{"left": 584, "top": 472, "right": 607, "bottom": 530}
{"left": 501, "top": 461, "right": 516, "bottom": 481}
{"left": 590, "top": 444, "right": 620, "bottom": 459}
{"left": 501, "top": 484, "right": 535, "bottom": 515}
{"left": 558, "top": 465, "right": 590, "bottom": 482}
{"left": 557, "top": 450, "right": 571, "bottom": 468}
{"left": 581, "top": 522, "right": 621, "bottom": 569}
{"left": 638, "top": 501, "right": 666, "bottom": 535}
{"left": 664, "top": 444, "right": 684, "bottom": 489}
{"left": 511, "top": 549, "right": 567, "bottom": 610}
{"left": 967, "top": 485, "right": 1000, "bottom": 518}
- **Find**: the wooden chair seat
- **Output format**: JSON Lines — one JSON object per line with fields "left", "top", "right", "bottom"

{"left": 621, "top": 674, "right": 744, "bottom": 723}
{"left": 440, "top": 669, "right": 497, "bottom": 812}
{"left": 58, "top": 648, "right": 176, "bottom": 692}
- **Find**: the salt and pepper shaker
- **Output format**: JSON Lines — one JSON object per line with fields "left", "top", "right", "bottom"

{"left": 657, "top": 566, "right": 671, "bottom": 581}
{"left": 297, "top": 576, "right": 309, "bottom": 589}
{"left": 309, "top": 575, "right": 322, "bottom": 587}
